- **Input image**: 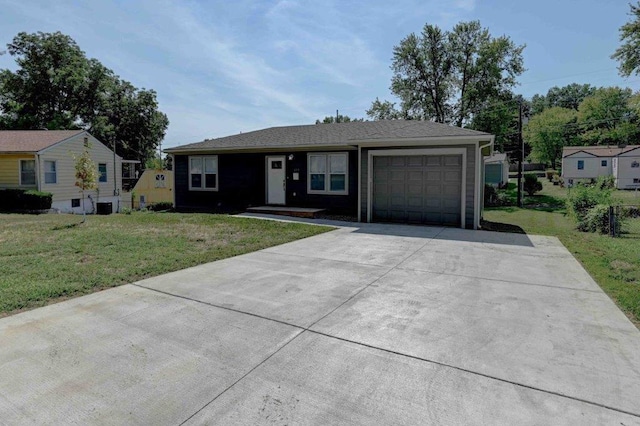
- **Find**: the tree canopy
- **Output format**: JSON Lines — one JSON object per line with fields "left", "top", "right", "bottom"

{"left": 315, "top": 114, "right": 364, "bottom": 124}
{"left": 612, "top": 1, "right": 640, "bottom": 77}
{"left": 524, "top": 107, "right": 579, "bottom": 169}
{"left": 530, "top": 83, "right": 596, "bottom": 115}
{"left": 368, "top": 20, "right": 525, "bottom": 126}
{"left": 0, "top": 31, "right": 168, "bottom": 163}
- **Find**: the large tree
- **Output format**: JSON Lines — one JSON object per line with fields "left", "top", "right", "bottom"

{"left": 524, "top": 107, "right": 579, "bottom": 169}
{"left": 315, "top": 114, "right": 364, "bottom": 124}
{"left": 612, "top": 1, "right": 640, "bottom": 76}
{"left": 530, "top": 83, "right": 596, "bottom": 115}
{"left": 368, "top": 20, "right": 525, "bottom": 126}
{"left": 0, "top": 31, "right": 168, "bottom": 163}
{"left": 577, "top": 87, "right": 639, "bottom": 146}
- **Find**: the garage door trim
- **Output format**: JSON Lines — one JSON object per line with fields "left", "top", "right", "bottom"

{"left": 367, "top": 148, "right": 467, "bottom": 228}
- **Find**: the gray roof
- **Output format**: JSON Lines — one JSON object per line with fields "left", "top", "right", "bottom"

{"left": 166, "top": 120, "right": 491, "bottom": 152}
{"left": 485, "top": 152, "right": 508, "bottom": 163}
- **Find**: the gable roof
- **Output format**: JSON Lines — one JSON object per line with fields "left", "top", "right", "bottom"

{"left": 0, "top": 130, "right": 85, "bottom": 153}
{"left": 166, "top": 120, "right": 491, "bottom": 153}
{"left": 562, "top": 145, "right": 640, "bottom": 158}
{"left": 485, "top": 152, "right": 507, "bottom": 163}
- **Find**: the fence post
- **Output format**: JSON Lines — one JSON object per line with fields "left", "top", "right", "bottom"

{"left": 609, "top": 206, "right": 615, "bottom": 237}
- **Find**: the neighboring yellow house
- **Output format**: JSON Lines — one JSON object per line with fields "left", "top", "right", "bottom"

{"left": 132, "top": 169, "right": 173, "bottom": 208}
{"left": 0, "top": 130, "right": 124, "bottom": 213}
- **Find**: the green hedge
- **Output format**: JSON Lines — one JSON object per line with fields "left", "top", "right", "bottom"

{"left": 0, "top": 189, "right": 53, "bottom": 211}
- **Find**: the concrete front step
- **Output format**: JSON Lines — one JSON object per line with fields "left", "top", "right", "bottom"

{"left": 245, "top": 206, "right": 326, "bottom": 218}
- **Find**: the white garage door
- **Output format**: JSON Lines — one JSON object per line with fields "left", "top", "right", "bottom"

{"left": 372, "top": 155, "right": 463, "bottom": 226}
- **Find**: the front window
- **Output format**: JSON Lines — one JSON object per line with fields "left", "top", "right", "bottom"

{"left": 44, "top": 160, "right": 57, "bottom": 184}
{"left": 189, "top": 156, "right": 218, "bottom": 190}
{"left": 632, "top": 161, "right": 639, "bottom": 168}
{"left": 577, "top": 160, "right": 584, "bottom": 170}
{"left": 98, "top": 163, "right": 107, "bottom": 183}
{"left": 20, "top": 160, "right": 36, "bottom": 185}
{"left": 601, "top": 160, "right": 607, "bottom": 167}
{"left": 308, "top": 153, "right": 348, "bottom": 194}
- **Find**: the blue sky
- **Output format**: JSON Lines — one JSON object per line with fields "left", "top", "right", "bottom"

{"left": 0, "top": 0, "right": 638, "bottom": 149}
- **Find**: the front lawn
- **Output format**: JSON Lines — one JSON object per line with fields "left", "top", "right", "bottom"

{"left": 484, "top": 181, "right": 640, "bottom": 327}
{"left": 0, "top": 212, "right": 331, "bottom": 316}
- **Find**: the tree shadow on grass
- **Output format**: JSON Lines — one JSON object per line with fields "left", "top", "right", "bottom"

{"left": 51, "top": 222, "right": 83, "bottom": 231}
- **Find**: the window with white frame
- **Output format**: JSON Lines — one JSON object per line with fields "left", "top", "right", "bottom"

{"left": 20, "top": 159, "right": 36, "bottom": 185}
{"left": 308, "top": 153, "right": 348, "bottom": 194}
{"left": 44, "top": 160, "right": 57, "bottom": 184}
{"left": 189, "top": 156, "right": 218, "bottom": 190}
{"left": 98, "top": 163, "right": 107, "bottom": 183}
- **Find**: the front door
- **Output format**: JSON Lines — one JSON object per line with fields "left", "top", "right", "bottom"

{"left": 266, "top": 156, "right": 286, "bottom": 205}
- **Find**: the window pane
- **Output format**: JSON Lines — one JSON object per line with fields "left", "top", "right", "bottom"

{"left": 190, "top": 157, "right": 202, "bottom": 174}
{"left": 20, "top": 160, "right": 35, "bottom": 185}
{"left": 99, "top": 163, "right": 107, "bottom": 182}
{"left": 204, "top": 157, "right": 217, "bottom": 173}
{"left": 329, "top": 154, "right": 346, "bottom": 173}
{"left": 310, "top": 155, "right": 326, "bottom": 173}
{"left": 577, "top": 161, "right": 584, "bottom": 170}
{"left": 45, "top": 161, "right": 56, "bottom": 172}
{"left": 191, "top": 173, "right": 202, "bottom": 188}
{"left": 310, "top": 174, "right": 325, "bottom": 191}
{"left": 205, "top": 173, "right": 217, "bottom": 188}
{"left": 330, "top": 174, "right": 346, "bottom": 191}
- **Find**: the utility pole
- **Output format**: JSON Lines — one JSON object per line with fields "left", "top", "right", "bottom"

{"left": 336, "top": 109, "right": 339, "bottom": 123}
{"left": 517, "top": 99, "right": 523, "bottom": 208}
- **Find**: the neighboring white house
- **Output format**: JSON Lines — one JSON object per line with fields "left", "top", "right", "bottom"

{"left": 484, "top": 152, "right": 509, "bottom": 188}
{"left": 0, "top": 130, "right": 125, "bottom": 213}
{"left": 562, "top": 145, "right": 640, "bottom": 189}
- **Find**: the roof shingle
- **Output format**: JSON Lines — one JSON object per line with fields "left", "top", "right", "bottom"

{"left": 166, "top": 120, "right": 491, "bottom": 152}
{"left": 562, "top": 145, "right": 640, "bottom": 158}
{"left": 0, "top": 130, "right": 85, "bottom": 153}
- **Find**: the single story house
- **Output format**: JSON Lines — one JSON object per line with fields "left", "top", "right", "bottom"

{"left": 165, "top": 121, "right": 494, "bottom": 229}
{"left": 562, "top": 145, "right": 640, "bottom": 189}
{"left": 484, "top": 152, "right": 509, "bottom": 188}
{"left": 0, "top": 130, "right": 124, "bottom": 213}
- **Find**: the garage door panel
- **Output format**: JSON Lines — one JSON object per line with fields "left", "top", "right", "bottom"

{"left": 372, "top": 154, "right": 462, "bottom": 226}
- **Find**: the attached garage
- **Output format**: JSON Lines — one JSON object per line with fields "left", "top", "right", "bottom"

{"left": 372, "top": 154, "right": 463, "bottom": 226}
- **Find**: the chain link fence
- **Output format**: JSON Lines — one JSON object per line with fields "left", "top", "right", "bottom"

{"left": 610, "top": 205, "right": 640, "bottom": 238}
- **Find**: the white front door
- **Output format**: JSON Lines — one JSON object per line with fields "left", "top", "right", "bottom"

{"left": 266, "top": 156, "right": 286, "bottom": 205}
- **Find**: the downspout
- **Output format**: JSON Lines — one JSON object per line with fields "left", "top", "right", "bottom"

{"left": 35, "top": 153, "right": 41, "bottom": 192}
{"left": 477, "top": 137, "right": 494, "bottom": 230}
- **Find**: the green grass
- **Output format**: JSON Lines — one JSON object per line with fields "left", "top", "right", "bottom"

{"left": 0, "top": 212, "right": 332, "bottom": 316}
{"left": 484, "top": 180, "right": 640, "bottom": 327}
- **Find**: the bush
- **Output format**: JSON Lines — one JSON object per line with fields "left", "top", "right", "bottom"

{"left": 147, "top": 202, "right": 173, "bottom": 212}
{"left": 579, "top": 204, "right": 612, "bottom": 233}
{"left": 0, "top": 189, "right": 53, "bottom": 211}
{"left": 523, "top": 173, "right": 543, "bottom": 196}
{"left": 566, "top": 183, "right": 612, "bottom": 222}
{"left": 595, "top": 175, "right": 615, "bottom": 190}
{"left": 545, "top": 169, "right": 556, "bottom": 181}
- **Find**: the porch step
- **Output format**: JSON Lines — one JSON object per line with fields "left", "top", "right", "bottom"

{"left": 245, "top": 206, "right": 326, "bottom": 218}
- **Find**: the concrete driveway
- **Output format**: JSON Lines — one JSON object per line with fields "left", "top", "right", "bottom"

{"left": 1, "top": 219, "right": 640, "bottom": 425}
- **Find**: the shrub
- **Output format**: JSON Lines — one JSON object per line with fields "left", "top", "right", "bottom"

{"left": 580, "top": 204, "right": 612, "bottom": 233}
{"left": 484, "top": 184, "right": 496, "bottom": 206}
{"left": 523, "top": 173, "right": 543, "bottom": 196}
{"left": 595, "top": 175, "right": 615, "bottom": 190}
{"left": 147, "top": 201, "right": 173, "bottom": 212}
{"left": 545, "top": 169, "right": 556, "bottom": 181}
{"left": 0, "top": 189, "right": 52, "bottom": 211}
{"left": 566, "top": 183, "right": 612, "bottom": 221}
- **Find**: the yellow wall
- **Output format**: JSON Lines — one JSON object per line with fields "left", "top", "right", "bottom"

{"left": 132, "top": 169, "right": 173, "bottom": 206}
{"left": 0, "top": 153, "right": 36, "bottom": 188}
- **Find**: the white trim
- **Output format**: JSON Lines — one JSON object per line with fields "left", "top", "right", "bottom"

{"left": 357, "top": 145, "right": 361, "bottom": 222}
{"left": 188, "top": 155, "right": 219, "bottom": 191}
{"left": 166, "top": 145, "right": 358, "bottom": 155}
{"left": 366, "top": 148, "right": 467, "bottom": 228}
{"left": 306, "top": 152, "right": 349, "bottom": 195}
{"left": 357, "top": 135, "right": 492, "bottom": 146}
{"left": 265, "top": 155, "right": 286, "bottom": 205}
{"left": 477, "top": 138, "right": 494, "bottom": 230}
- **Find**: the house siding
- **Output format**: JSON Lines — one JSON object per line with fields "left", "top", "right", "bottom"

{"left": 0, "top": 153, "right": 36, "bottom": 188}
{"left": 174, "top": 150, "right": 358, "bottom": 214}
{"left": 562, "top": 155, "right": 612, "bottom": 181}
{"left": 360, "top": 144, "right": 477, "bottom": 229}
{"left": 615, "top": 151, "right": 640, "bottom": 189}
{"left": 38, "top": 133, "right": 122, "bottom": 208}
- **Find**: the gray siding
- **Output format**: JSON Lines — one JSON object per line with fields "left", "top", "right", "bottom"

{"left": 360, "top": 144, "right": 477, "bottom": 228}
